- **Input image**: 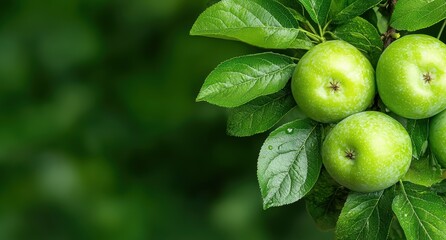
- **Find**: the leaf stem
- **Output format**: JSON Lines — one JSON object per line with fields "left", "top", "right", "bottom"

{"left": 325, "top": 31, "right": 337, "bottom": 39}
{"left": 305, "top": 20, "right": 318, "bottom": 35}
{"left": 318, "top": 24, "right": 326, "bottom": 42}
{"left": 320, "top": 21, "right": 332, "bottom": 40}
{"left": 299, "top": 28, "right": 324, "bottom": 42}
{"left": 438, "top": 19, "right": 446, "bottom": 39}
{"left": 322, "top": 20, "right": 332, "bottom": 34}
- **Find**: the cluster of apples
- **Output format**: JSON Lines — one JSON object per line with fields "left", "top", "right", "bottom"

{"left": 291, "top": 34, "right": 446, "bottom": 192}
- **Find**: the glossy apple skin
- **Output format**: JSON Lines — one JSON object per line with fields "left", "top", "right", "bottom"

{"left": 291, "top": 40, "right": 375, "bottom": 123}
{"left": 429, "top": 110, "right": 446, "bottom": 167}
{"left": 376, "top": 34, "right": 446, "bottom": 119}
{"left": 322, "top": 111, "right": 412, "bottom": 192}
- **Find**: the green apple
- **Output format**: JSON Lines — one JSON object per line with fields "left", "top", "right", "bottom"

{"left": 429, "top": 109, "right": 446, "bottom": 167}
{"left": 322, "top": 111, "right": 412, "bottom": 192}
{"left": 376, "top": 34, "right": 446, "bottom": 119}
{"left": 291, "top": 40, "right": 375, "bottom": 123}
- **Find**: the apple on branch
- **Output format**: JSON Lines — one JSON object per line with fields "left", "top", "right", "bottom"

{"left": 377, "top": 34, "right": 446, "bottom": 119}
{"left": 291, "top": 40, "right": 375, "bottom": 123}
{"left": 322, "top": 111, "right": 412, "bottom": 192}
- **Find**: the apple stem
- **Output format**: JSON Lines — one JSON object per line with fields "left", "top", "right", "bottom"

{"left": 299, "top": 28, "right": 324, "bottom": 43}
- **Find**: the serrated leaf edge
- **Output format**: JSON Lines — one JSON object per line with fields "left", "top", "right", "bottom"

{"left": 259, "top": 121, "right": 320, "bottom": 209}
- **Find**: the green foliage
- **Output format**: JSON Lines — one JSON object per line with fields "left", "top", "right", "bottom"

{"left": 399, "top": 119, "right": 429, "bottom": 160}
{"left": 403, "top": 154, "right": 443, "bottom": 187}
{"left": 257, "top": 119, "right": 322, "bottom": 209}
{"left": 392, "top": 182, "right": 446, "bottom": 240}
{"left": 192, "top": 0, "right": 446, "bottom": 238}
{"left": 391, "top": 0, "right": 446, "bottom": 31}
{"left": 196, "top": 52, "right": 296, "bottom": 108}
{"left": 387, "top": 217, "right": 407, "bottom": 240}
{"left": 287, "top": 7, "right": 307, "bottom": 23}
{"left": 431, "top": 180, "right": 446, "bottom": 195}
{"left": 331, "top": 0, "right": 382, "bottom": 24}
{"left": 297, "top": 0, "right": 332, "bottom": 26}
{"left": 227, "top": 87, "right": 296, "bottom": 137}
{"left": 336, "top": 187, "right": 395, "bottom": 240}
{"left": 333, "top": 17, "right": 383, "bottom": 66}
{"left": 305, "top": 169, "right": 348, "bottom": 230}
{"left": 190, "top": 0, "right": 313, "bottom": 49}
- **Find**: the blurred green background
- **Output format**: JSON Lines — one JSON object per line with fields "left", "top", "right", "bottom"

{"left": 0, "top": 0, "right": 332, "bottom": 239}
{"left": 2, "top": 0, "right": 444, "bottom": 239}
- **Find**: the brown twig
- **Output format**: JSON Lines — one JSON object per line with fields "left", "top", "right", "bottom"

{"left": 383, "top": 0, "right": 399, "bottom": 49}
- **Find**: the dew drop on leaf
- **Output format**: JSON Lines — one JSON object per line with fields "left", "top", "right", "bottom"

{"left": 286, "top": 128, "right": 294, "bottom": 134}
{"left": 268, "top": 145, "right": 273, "bottom": 150}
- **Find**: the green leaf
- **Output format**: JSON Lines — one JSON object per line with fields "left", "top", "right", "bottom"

{"left": 334, "top": 17, "right": 383, "bottom": 66}
{"left": 196, "top": 52, "right": 296, "bottom": 108}
{"left": 392, "top": 182, "right": 446, "bottom": 240}
{"left": 287, "top": 7, "right": 306, "bottom": 23}
{"left": 305, "top": 169, "right": 349, "bottom": 230}
{"left": 403, "top": 154, "right": 443, "bottom": 187}
{"left": 298, "top": 0, "right": 332, "bottom": 26}
{"left": 276, "top": 105, "right": 308, "bottom": 126}
{"left": 373, "top": 7, "right": 389, "bottom": 34}
{"left": 274, "top": 0, "right": 307, "bottom": 25}
{"left": 227, "top": 87, "right": 296, "bottom": 137}
{"left": 432, "top": 180, "right": 446, "bottom": 203}
{"left": 190, "top": 0, "right": 313, "bottom": 49}
{"left": 258, "top": 119, "right": 322, "bottom": 209}
{"left": 431, "top": 179, "right": 446, "bottom": 195}
{"left": 331, "top": 0, "right": 382, "bottom": 24}
{"left": 336, "top": 188, "right": 395, "bottom": 240}
{"left": 277, "top": 0, "right": 305, "bottom": 11}
{"left": 399, "top": 118, "right": 429, "bottom": 160}
{"left": 390, "top": 0, "right": 446, "bottom": 31}
{"left": 387, "top": 217, "right": 407, "bottom": 240}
